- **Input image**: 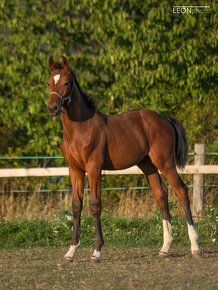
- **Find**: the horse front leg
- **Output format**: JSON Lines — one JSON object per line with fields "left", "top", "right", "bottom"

{"left": 88, "top": 170, "right": 104, "bottom": 262}
{"left": 64, "top": 168, "right": 85, "bottom": 261}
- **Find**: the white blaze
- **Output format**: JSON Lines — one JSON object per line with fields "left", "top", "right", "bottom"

{"left": 54, "top": 74, "right": 60, "bottom": 84}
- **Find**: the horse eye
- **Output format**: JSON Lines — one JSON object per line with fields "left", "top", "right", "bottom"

{"left": 47, "top": 82, "right": 50, "bottom": 86}
{"left": 64, "top": 82, "right": 69, "bottom": 86}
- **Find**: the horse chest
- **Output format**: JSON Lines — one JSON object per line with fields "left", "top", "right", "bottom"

{"left": 61, "top": 137, "right": 94, "bottom": 170}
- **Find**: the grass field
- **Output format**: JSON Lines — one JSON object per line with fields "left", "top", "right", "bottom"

{"left": 0, "top": 210, "right": 217, "bottom": 289}
{"left": 0, "top": 246, "right": 217, "bottom": 290}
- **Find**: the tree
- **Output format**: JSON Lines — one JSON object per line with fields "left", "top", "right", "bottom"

{"left": 0, "top": 0, "right": 217, "bottom": 156}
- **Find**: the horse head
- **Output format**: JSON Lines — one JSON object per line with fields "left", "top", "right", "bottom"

{"left": 47, "top": 56, "right": 74, "bottom": 116}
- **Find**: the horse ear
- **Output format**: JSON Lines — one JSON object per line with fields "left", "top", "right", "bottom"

{"left": 48, "top": 56, "right": 56, "bottom": 72}
{"left": 62, "top": 56, "right": 70, "bottom": 72}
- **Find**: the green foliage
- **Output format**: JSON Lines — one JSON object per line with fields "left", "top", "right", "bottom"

{"left": 0, "top": 219, "right": 55, "bottom": 247}
{"left": 0, "top": 210, "right": 217, "bottom": 248}
{"left": 0, "top": 0, "right": 217, "bottom": 156}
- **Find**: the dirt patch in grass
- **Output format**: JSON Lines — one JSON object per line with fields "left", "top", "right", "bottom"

{"left": 0, "top": 246, "right": 217, "bottom": 290}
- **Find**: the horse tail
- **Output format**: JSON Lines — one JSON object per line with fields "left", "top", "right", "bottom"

{"left": 167, "top": 118, "right": 188, "bottom": 168}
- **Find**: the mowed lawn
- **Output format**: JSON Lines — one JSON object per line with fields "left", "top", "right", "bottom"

{"left": 0, "top": 246, "right": 217, "bottom": 290}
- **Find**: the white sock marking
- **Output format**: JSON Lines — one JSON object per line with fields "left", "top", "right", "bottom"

{"left": 64, "top": 241, "right": 80, "bottom": 260}
{"left": 160, "top": 219, "right": 173, "bottom": 254}
{"left": 187, "top": 224, "right": 200, "bottom": 253}
{"left": 92, "top": 249, "right": 101, "bottom": 260}
{"left": 54, "top": 74, "right": 60, "bottom": 84}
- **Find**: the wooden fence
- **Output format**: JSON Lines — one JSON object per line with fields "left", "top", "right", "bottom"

{"left": 0, "top": 144, "right": 217, "bottom": 217}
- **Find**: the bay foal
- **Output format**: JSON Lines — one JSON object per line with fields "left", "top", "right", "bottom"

{"left": 47, "top": 56, "right": 201, "bottom": 262}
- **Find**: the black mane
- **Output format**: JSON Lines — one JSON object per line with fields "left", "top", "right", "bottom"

{"left": 71, "top": 71, "right": 96, "bottom": 110}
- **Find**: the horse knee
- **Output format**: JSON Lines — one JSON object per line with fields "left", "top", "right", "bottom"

{"left": 90, "top": 199, "right": 101, "bottom": 217}
{"left": 72, "top": 198, "right": 82, "bottom": 218}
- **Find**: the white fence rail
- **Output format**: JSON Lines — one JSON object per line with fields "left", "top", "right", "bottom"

{"left": 0, "top": 144, "right": 217, "bottom": 218}
{"left": 0, "top": 164, "right": 217, "bottom": 177}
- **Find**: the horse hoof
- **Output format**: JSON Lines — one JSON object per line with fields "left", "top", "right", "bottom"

{"left": 159, "top": 251, "right": 169, "bottom": 258}
{"left": 64, "top": 255, "right": 74, "bottom": 262}
{"left": 192, "top": 250, "right": 202, "bottom": 258}
{"left": 91, "top": 256, "right": 101, "bottom": 263}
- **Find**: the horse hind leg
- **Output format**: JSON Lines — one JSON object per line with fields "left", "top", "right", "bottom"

{"left": 159, "top": 165, "right": 201, "bottom": 256}
{"left": 138, "top": 158, "right": 173, "bottom": 257}
{"left": 179, "top": 175, "right": 201, "bottom": 255}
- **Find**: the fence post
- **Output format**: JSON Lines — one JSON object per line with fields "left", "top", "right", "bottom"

{"left": 193, "top": 143, "right": 206, "bottom": 218}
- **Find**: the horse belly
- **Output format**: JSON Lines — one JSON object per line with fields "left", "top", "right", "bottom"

{"left": 103, "top": 141, "right": 147, "bottom": 170}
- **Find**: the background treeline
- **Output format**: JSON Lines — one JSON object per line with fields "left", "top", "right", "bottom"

{"left": 0, "top": 0, "right": 217, "bottom": 157}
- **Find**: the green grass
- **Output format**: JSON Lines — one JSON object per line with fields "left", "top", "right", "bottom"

{"left": 0, "top": 208, "right": 217, "bottom": 248}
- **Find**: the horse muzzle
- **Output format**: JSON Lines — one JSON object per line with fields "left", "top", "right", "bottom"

{"left": 47, "top": 104, "right": 61, "bottom": 116}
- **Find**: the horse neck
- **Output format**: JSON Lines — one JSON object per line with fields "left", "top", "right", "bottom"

{"left": 61, "top": 86, "right": 94, "bottom": 128}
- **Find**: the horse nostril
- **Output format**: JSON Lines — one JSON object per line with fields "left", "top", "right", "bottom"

{"left": 47, "top": 104, "right": 59, "bottom": 115}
